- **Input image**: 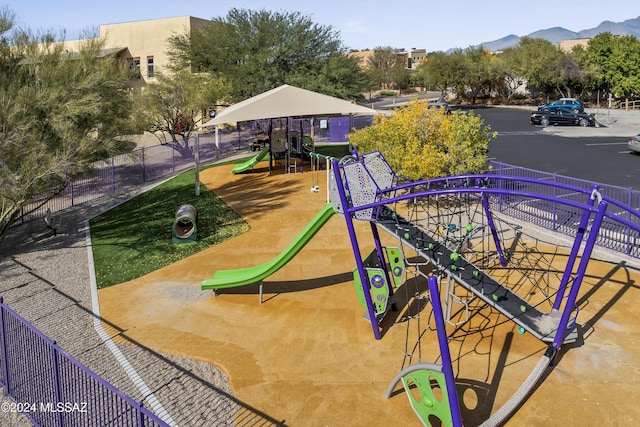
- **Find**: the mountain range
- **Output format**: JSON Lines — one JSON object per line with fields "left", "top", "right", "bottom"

{"left": 478, "top": 16, "right": 640, "bottom": 51}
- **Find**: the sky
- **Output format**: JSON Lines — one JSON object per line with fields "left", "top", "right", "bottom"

{"left": 4, "top": 0, "right": 639, "bottom": 52}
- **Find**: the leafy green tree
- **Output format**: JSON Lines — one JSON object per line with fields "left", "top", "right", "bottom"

{"left": 132, "top": 69, "right": 229, "bottom": 157}
{"left": 572, "top": 33, "right": 640, "bottom": 102}
{"left": 367, "top": 46, "right": 405, "bottom": 90}
{"left": 0, "top": 9, "right": 134, "bottom": 246}
{"left": 168, "top": 8, "right": 366, "bottom": 101}
{"left": 415, "top": 51, "right": 457, "bottom": 100}
{"left": 515, "top": 37, "right": 565, "bottom": 99}
{"left": 287, "top": 53, "right": 369, "bottom": 100}
{"left": 552, "top": 54, "right": 583, "bottom": 98}
{"left": 460, "top": 46, "right": 496, "bottom": 104}
{"left": 570, "top": 44, "right": 604, "bottom": 96}
{"left": 578, "top": 32, "right": 616, "bottom": 95}
{"left": 348, "top": 100, "right": 495, "bottom": 181}
{"left": 604, "top": 35, "right": 640, "bottom": 100}
{"left": 492, "top": 47, "right": 526, "bottom": 104}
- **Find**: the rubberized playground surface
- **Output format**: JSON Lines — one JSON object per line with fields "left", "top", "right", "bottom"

{"left": 98, "top": 161, "right": 640, "bottom": 426}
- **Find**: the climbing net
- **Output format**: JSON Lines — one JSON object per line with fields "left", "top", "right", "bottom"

{"left": 385, "top": 188, "right": 578, "bottom": 426}
{"left": 392, "top": 188, "right": 571, "bottom": 369}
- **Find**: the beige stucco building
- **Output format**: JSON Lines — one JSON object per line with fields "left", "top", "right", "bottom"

{"left": 61, "top": 16, "right": 209, "bottom": 85}
{"left": 557, "top": 38, "right": 590, "bottom": 52}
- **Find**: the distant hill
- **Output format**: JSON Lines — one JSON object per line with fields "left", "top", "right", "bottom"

{"left": 478, "top": 16, "right": 640, "bottom": 51}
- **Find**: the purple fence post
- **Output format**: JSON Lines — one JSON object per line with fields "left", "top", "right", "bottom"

{"left": 0, "top": 298, "right": 10, "bottom": 393}
{"left": 137, "top": 400, "right": 145, "bottom": 427}
{"left": 111, "top": 157, "right": 116, "bottom": 193}
{"left": 70, "top": 181, "right": 74, "bottom": 207}
{"left": 142, "top": 147, "right": 146, "bottom": 183}
{"left": 628, "top": 188, "right": 633, "bottom": 255}
{"left": 497, "top": 162, "right": 504, "bottom": 214}
{"left": 553, "top": 173, "right": 558, "bottom": 231}
{"left": 51, "top": 342, "right": 64, "bottom": 426}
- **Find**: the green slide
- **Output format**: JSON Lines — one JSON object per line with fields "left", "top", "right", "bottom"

{"left": 201, "top": 203, "right": 336, "bottom": 290}
{"left": 231, "top": 147, "right": 270, "bottom": 174}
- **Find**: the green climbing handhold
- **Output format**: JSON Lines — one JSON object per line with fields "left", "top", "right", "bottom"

{"left": 404, "top": 232, "right": 410, "bottom": 239}
{"left": 451, "top": 265, "right": 457, "bottom": 271}
{"left": 428, "top": 243, "right": 435, "bottom": 250}
{"left": 450, "top": 252, "right": 459, "bottom": 261}
{"left": 492, "top": 294, "right": 498, "bottom": 301}
{"left": 465, "top": 224, "right": 473, "bottom": 232}
{"left": 472, "top": 270, "right": 479, "bottom": 277}
{"left": 520, "top": 305, "right": 526, "bottom": 312}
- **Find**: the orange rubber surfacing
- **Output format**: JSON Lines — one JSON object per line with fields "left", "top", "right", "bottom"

{"left": 98, "top": 161, "right": 640, "bottom": 426}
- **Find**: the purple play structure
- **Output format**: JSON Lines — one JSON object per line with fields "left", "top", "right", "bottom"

{"left": 330, "top": 150, "right": 640, "bottom": 426}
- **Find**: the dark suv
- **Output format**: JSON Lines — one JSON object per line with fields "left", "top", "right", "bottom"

{"left": 538, "top": 98, "right": 585, "bottom": 114}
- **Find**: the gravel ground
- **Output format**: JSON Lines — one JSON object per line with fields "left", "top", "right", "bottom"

{"left": 0, "top": 170, "right": 278, "bottom": 426}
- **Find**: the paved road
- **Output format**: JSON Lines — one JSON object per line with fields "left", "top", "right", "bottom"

{"left": 364, "top": 97, "right": 640, "bottom": 189}
{"left": 474, "top": 106, "right": 640, "bottom": 190}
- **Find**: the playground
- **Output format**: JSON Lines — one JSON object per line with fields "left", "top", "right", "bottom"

{"left": 98, "top": 158, "right": 640, "bottom": 426}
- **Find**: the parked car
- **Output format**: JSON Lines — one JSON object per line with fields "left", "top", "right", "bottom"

{"left": 530, "top": 108, "right": 596, "bottom": 127}
{"left": 538, "top": 98, "right": 585, "bottom": 114}
{"left": 629, "top": 133, "right": 640, "bottom": 154}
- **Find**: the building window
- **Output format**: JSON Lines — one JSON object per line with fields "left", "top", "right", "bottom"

{"left": 147, "top": 56, "right": 154, "bottom": 78}
{"left": 131, "top": 57, "right": 141, "bottom": 79}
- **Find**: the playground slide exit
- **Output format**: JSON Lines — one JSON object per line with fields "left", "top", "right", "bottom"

{"left": 231, "top": 147, "right": 270, "bottom": 174}
{"left": 201, "top": 203, "right": 335, "bottom": 290}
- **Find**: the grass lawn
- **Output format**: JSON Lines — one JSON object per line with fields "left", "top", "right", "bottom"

{"left": 89, "top": 166, "right": 249, "bottom": 288}
{"left": 88, "top": 146, "right": 349, "bottom": 289}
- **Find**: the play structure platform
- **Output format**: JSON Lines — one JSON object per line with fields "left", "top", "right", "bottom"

{"left": 375, "top": 206, "right": 579, "bottom": 344}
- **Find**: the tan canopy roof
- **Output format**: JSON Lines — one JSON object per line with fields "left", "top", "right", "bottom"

{"left": 204, "top": 84, "right": 378, "bottom": 127}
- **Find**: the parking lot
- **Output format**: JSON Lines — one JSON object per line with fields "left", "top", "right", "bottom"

{"left": 478, "top": 106, "right": 640, "bottom": 189}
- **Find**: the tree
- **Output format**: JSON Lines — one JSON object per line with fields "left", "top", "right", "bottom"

{"left": 367, "top": 46, "right": 405, "bottom": 90}
{"left": 287, "top": 53, "right": 369, "bottom": 100}
{"left": 570, "top": 44, "right": 604, "bottom": 97}
{"left": 514, "top": 37, "right": 565, "bottom": 99}
{"left": 603, "top": 35, "right": 640, "bottom": 100}
{"left": 415, "top": 50, "right": 470, "bottom": 102}
{"left": 347, "top": 100, "right": 495, "bottom": 181}
{"left": 552, "top": 54, "right": 583, "bottom": 98}
{"left": 571, "top": 33, "right": 640, "bottom": 103}
{"left": 460, "top": 46, "right": 497, "bottom": 104}
{"left": 414, "top": 51, "right": 454, "bottom": 100}
{"left": 493, "top": 46, "right": 526, "bottom": 104}
{"left": 0, "top": 9, "right": 133, "bottom": 246}
{"left": 578, "top": 32, "right": 616, "bottom": 96}
{"left": 132, "top": 69, "right": 229, "bottom": 157}
{"left": 168, "top": 8, "right": 367, "bottom": 101}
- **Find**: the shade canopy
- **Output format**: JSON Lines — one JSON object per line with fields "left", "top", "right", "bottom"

{"left": 204, "top": 84, "right": 378, "bottom": 127}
